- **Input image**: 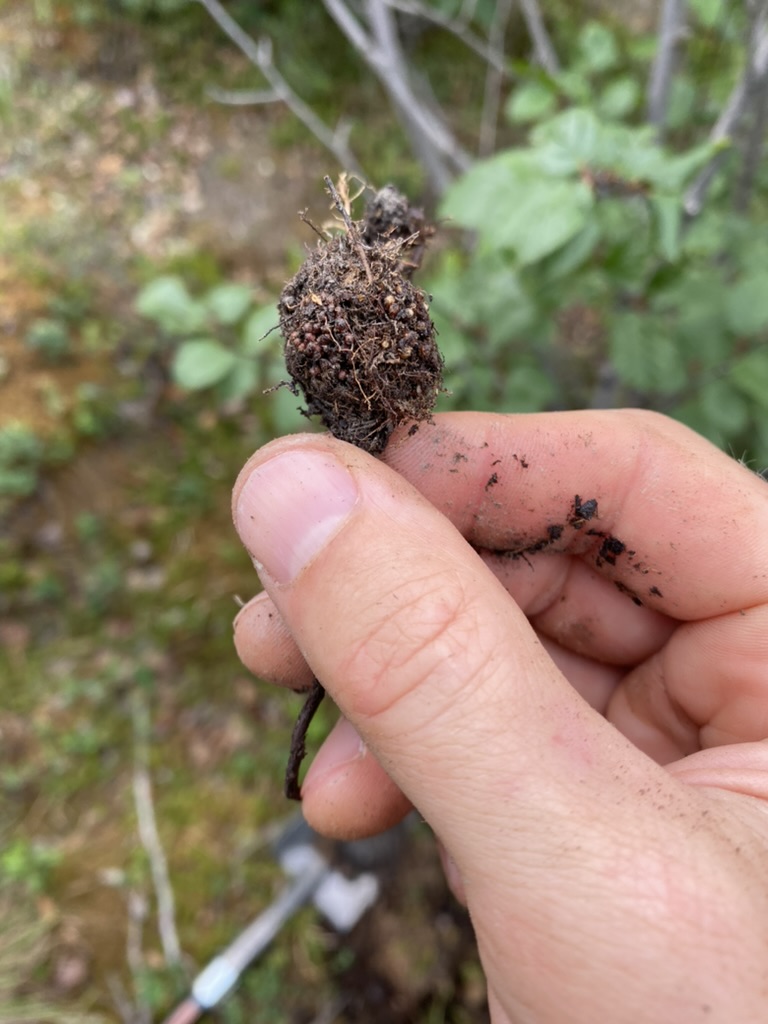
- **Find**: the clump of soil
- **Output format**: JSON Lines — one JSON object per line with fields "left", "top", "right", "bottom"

{"left": 361, "top": 184, "right": 435, "bottom": 277}
{"left": 278, "top": 179, "right": 443, "bottom": 455}
{"left": 277, "top": 178, "right": 443, "bottom": 798}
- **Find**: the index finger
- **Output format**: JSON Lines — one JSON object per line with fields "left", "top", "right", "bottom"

{"left": 383, "top": 409, "right": 768, "bottom": 620}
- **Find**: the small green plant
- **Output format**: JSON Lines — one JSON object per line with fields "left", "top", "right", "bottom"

{"left": 136, "top": 275, "right": 267, "bottom": 398}
{"left": 0, "top": 838, "right": 61, "bottom": 895}
{"left": 0, "top": 423, "right": 45, "bottom": 504}
{"left": 23, "top": 317, "right": 73, "bottom": 363}
{"left": 136, "top": 274, "right": 305, "bottom": 433}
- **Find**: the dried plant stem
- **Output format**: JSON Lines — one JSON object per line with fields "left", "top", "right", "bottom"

{"left": 324, "top": 175, "right": 373, "bottom": 284}
{"left": 132, "top": 693, "right": 183, "bottom": 967}
{"left": 285, "top": 679, "right": 327, "bottom": 800}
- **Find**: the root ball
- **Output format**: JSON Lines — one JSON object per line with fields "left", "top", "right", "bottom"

{"left": 278, "top": 216, "right": 443, "bottom": 454}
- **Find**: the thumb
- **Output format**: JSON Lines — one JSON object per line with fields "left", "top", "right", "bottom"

{"left": 232, "top": 436, "right": 659, "bottom": 865}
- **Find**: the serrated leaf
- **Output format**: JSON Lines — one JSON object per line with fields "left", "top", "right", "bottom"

{"left": 577, "top": 21, "right": 620, "bottom": 74}
{"left": 205, "top": 283, "right": 254, "bottom": 325}
{"left": 597, "top": 76, "right": 640, "bottom": 120}
{"left": 531, "top": 108, "right": 602, "bottom": 172}
{"left": 135, "top": 276, "right": 207, "bottom": 335}
{"left": 172, "top": 339, "right": 238, "bottom": 390}
{"left": 441, "top": 151, "right": 593, "bottom": 265}
{"left": 725, "top": 275, "right": 768, "bottom": 336}
{"left": 506, "top": 82, "right": 557, "bottom": 123}
{"left": 242, "top": 306, "right": 281, "bottom": 355}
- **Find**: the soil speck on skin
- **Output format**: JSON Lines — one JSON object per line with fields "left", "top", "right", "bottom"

{"left": 614, "top": 580, "right": 643, "bottom": 606}
{"left": 452, "top": 451, "right": 468, "bottom": 464}
{"left": 649, "top": 585, "right": 663, "bottom": 597}
{"left": 512, "top": 453, "right": 529, "bottom": 468}
{"left": 485, "top": 472, "right": 499, "bottom": 490}
{"left": 408, "top": 424, "right": 420, "bottom": 437}
{"left": 597, "top": 535, "right": 626, "bottom": 566}
{"left": 570, "top": 495, "right": 598, "bottom": 528}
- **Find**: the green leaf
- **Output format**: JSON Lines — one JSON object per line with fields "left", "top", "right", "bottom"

{"left": 610, "top": 314, "right": 687, "bottom": 394}
{"left": 597, "top": 76, "right": 640, "bottom": 120}
{"left": 541, "top": 220, "right": 601, "bottom": 281}
{"left": 698, "top": 379, "right": 749, "bottom": 435}
{"left": 172, "top": 339, "right": 238, "bottom": 390}
{"left": 729, "top": 351, "right": 768, "bottom": 409}
{"left": 577, "top": 21, "right": 620, "bottom": 74}
{"left": 506, "top": 81, "right": 557, "bottom": 123}
{"left": 650, "top": 195, "right": 682, "bottom": 262}
{"left": 242, "top": 305, "right": 281, "bottom": 355}
{"left": 205, "top": 283, "right": 253, "bottom": 325}
{"left": 503, "top": 363, "right": 555, "bottom": 412}
{"left": 689, "top": 0, "right": 724, "bottom": 28}
{"left": 135, "top": 276, "right": 207, "bottom": 335}
{"left": 531, "top": 108, "right": 602, "bottom": 173}
{"left": 724, "top": 275, "right": 768, "bottom": 336}
{"left": 441, "top": 150, "right": 593, "bottom": 265}
{"left": 217, "top": 357, "right": 259, "bottom": 402}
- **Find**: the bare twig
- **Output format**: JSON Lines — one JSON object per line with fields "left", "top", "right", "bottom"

{"left": 197, "top": 0, "right": 364, "bottom": 178}
{"left": 735, "top": 0, "right": 768, "bottom": 209}
{"left": 205, "top": 85, "right": 282, "bottom": 106}
{"left": 647, "top": 0, "right": 688, "bottom": 134}
{"left": 734, "top": 66, "right": 768, "bottom": 209}
{"left": 132, "top": 693, "right": 183, "bottom": 969}
{"left": 384, "top": 0, "right": 510, "bottom": 74}
{"left": 684, "top": 2, "right": 768, "bottom": 215}
{"left": 519, "top": 0, "right": 560, "bottom": 76}
{"left": 479, "top": 0, "right": 514, "bottom": 156}
{"left": 323, "top": 0, "right": 472, "bottom": 194}
{"left": 324, "top": 174, "right": 373, "bottom": 283}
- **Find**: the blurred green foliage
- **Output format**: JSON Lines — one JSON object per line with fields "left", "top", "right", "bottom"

{"left": 427, "top": 13, "right": 768, "bottom": 465}
{"left": 135, "top": 274, "right": 306, "bottom": 435}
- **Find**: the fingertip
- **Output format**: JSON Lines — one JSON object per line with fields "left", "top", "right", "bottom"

{"left": 301, "top": 717, "right": 413, "bottom": 840}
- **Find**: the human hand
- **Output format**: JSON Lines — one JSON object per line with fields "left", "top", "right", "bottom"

{"left": 232, "top": 410, "right": 768, "bottom": 1023}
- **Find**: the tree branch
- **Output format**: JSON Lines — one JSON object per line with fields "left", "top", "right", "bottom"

{"left": 323, "top": 0, "right": 472, "bottom": 195}
{"left": 132, "top": 692, "right": 182, "bottom": 970}
{"left": 518, "top": 0, "right": 560, "bottom": 76}
{"left": 647, "top": 0, "right": 688, "bottom": 134}
{"left": 683, "top": 3, "right": 768, "bottom": 216}
{"left": 384, "top": 0, "right": 510, "bottom": 74}
{"left": 478, "top": 0, "right": 514, "bottom": 156}
{"left": 197, "top": 0, "right": 364, "bottom": 178}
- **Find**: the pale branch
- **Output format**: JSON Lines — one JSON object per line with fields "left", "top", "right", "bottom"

{"left": 518, "top": 0, "right": 560, "bottom": 76}
{"left": 323, "top": 0, "right": 472, "bottom": 194}
{"left": 197, "top": 0, "right": 364, "bottom": 178}
{"left": 684, "top": 3, "right": 768, "bottom": 216}
{"left": 647, "top": 0, "right": 688, "bottom": 133}
{"left": 734, "top": 66, "right": 768, "bottom": 209}
{"left": 205, "top": 85, "right": 282, "bottom": 105}
{"left": 479, "top": 0, "right": 514, "bottom": 156}
{"left": 132, "top": 693, "right": 183, "bottom": 970}
{"left": 384, "top": 0, "right": 510, "bottom": 74}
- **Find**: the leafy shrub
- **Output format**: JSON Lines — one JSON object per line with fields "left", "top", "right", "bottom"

{"left": 24, "top": 317, "right": 72, "bottom": 363}
{"left": 0, "top": 423, "right": 45, "bottom": 504}
{"left": 135, "top": 275, "right": 305, "bottom": 433}
{"left": 429, "top": 16, "right": 768, "bottom": 465}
